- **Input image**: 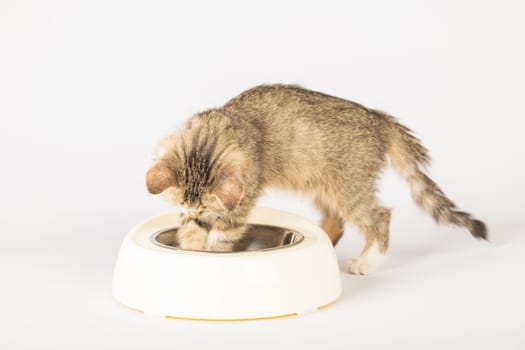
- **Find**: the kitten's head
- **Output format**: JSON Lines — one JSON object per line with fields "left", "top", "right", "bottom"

{"left": 145, "top": 133, "right": 245, "bottom": 229}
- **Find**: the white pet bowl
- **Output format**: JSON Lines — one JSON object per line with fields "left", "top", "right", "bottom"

{"left": 112, "top": 207, "right": 342, "bottom": 321}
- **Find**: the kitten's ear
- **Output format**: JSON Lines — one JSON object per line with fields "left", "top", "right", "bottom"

{"left": 146, "top": 161, "right": 176, "bottom": 194}
{"left": 213, "top": 175, "right": 245, "bottom": 212}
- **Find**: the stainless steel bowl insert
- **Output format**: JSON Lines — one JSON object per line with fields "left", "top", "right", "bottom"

{"left": 152, "top": 224, "right": 304, "bottom": 253}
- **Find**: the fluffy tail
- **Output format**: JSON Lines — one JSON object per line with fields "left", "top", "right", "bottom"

{"left": 384, "top": 115, "right": 487, "bottom": 240}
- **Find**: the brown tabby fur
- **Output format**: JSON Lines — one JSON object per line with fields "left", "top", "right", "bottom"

{"left": 146, "top": 84, "right": 487, "bottom": 274}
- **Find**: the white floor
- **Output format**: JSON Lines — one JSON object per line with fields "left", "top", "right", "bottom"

{"left": 2, "top": 187, "right": 524, "bottom": 350}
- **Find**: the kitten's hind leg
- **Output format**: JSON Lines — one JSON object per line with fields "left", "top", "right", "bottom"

{"left": 344, "top": 199, "right": 391, "bottom": 275}
{"left": 315, "top": 197, "right": 345, "bottom": 245}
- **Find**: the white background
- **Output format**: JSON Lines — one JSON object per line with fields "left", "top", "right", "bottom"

{"left": 1, "top": 1, "right": 524, "bottom": 349}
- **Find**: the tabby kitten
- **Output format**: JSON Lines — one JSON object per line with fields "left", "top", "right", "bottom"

{"left": 146, "top": 84, "right": 487, "bottom": 275}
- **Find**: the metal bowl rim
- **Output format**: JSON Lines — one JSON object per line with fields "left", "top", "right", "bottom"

{"left": 150, "top": 224, "right": 305, "bottom": 254}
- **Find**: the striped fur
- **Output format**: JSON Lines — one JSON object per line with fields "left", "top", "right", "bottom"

{"left": 146, "top": 84, "right": 488, "bottom": 273}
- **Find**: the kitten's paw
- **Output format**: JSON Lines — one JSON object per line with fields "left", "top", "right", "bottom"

{"left": 208, "top": 242, "right": 234, "bottom": 252}
{"left": 179, "top": 239, "right": 206, "bottom": 251}
{"left": 205, "top": 230, "right": 234, "bottom": 252}
{"left": 176, "top": 221, "right": 208, "bottom": 251}
{"left": 348, "top": 257, "right": 376, "bottom": 275}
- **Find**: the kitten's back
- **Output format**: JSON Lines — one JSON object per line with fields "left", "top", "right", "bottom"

{"left": 221, "top": 84, "right": 390, "bottom": 191}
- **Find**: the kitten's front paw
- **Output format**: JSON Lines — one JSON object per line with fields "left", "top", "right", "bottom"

{"left": 178, "top": 238, "right": 206, "bottom": 251}
{"left": 176, "top": 221, "right": 208, "bottom": 251}
{"left": 348, "top": 257, "right": 376, "bottom": 275}
{"left": 205, "top": 231, "right": 234, "bottom": 252}
{"left": 208, "top": 242, "right": 234, "bottom": 252}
